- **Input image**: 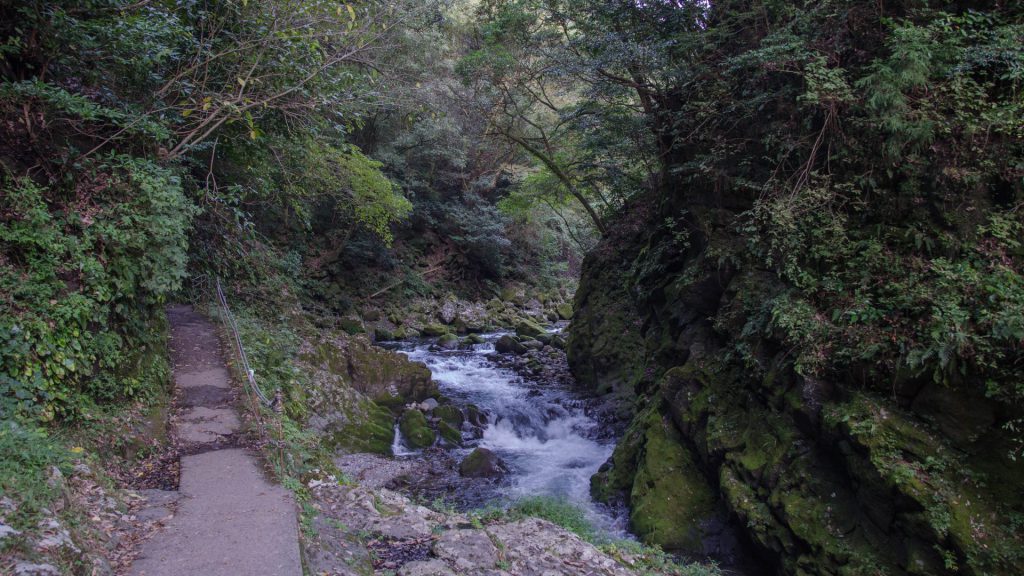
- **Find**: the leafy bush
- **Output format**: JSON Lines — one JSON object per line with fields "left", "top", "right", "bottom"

{"left": 1, "top": 156, "right": 195, "bottom": 420}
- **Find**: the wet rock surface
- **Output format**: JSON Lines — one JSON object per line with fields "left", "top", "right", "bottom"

{"left": 303, "top": 481, "right": 651, "bottom": 576}
{"left": 458, "top": 448, "right": 508, "bottom": 479}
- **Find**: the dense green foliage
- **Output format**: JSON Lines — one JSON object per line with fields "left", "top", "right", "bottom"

{"left": 1, "top": 0, "right": 586, "bottom": 419}
{"left": 530, "top": 0, "right": 1024, "bottom": 573}
{"left": 2, "top": 0, "right": 1022, "bottom": 573}
{"left": 1, "top": 154, "right": 191, "bottom": 420}
{"left": 469, "top": 0, "right": 1024, "bottom": 450}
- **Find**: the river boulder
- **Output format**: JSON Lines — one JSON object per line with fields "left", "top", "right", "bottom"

{"left": 515, "top": 319, "right": 546, "bottom": 339}
{"left": 521, "top": 338, "right": 544, "bottom": 351}
{"left": 333, "top": 337, "right": 436, "bottom": 408}
{"left": 421, "top": 323, "right": 449, "bottom": 337}
{"left": 495, "top": 334, "right": 526, "bottom": 355}
{"left": 433, "top": 405, "right": 464, "bottom": 428}
{"left": 436, "top": 333, "right": 459, "bottom": 350}
{"left": 399, "top": 409, "right": 435, "bottom": 449}
{"left": 458, "top": 448, "right": 508, "bottom": 479}
{"left": 438, "top": 421, "right": 462, "bottom": 446}
{"left": 466, "top": 404, "right": 488, "bottom": 428}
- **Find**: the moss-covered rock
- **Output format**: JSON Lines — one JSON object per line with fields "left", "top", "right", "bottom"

{"left": 466, "top": 404, "right": 488, "bottom": 428}
{"left": 436, "top": 333, "right": 459, "bottom": 349}
{"left": 459, "top": 447, "right": 507, "bottom": 478}
{"left": 306, "top": 334, "right": 436, "bottom": 409}
{"left": 338, "top": 317, "right": 365, "bottom": 335}
{"left": 330, "top": 399, "right": 395, "bottom": 454}
{"left": 399, "top": 409, "right": 435, "bottom": 449}
{"left": 495, "top": 334, "right": 526, "bottom": 355}
{"left": 556, "top": 303, "right": 573, "bottom": 320}
{"left": 515, "top": 319, "right": 546, "bottom": 339}
{"left": 300, "top": 334, "right": 396, "bottom": 455}
{"left": 438, "top": 420, "right": 462, "bottom": 446}
{"left": 433, "top": 405, "right": 464, "bottom": 428}
{"left": 607, "top": 405, "right": 718, "bottom": 553}
{"left": 421, "top": 323, "right": 450, "bottom": 337}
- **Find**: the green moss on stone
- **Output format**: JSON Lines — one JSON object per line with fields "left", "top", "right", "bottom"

{"left": 626, "top": 405, "right": 717, "bottom": 553}
{"left": 438, "top": 421, "right": 462, "bottom": 445}
{"left": 515, "top": 319, "right": 546, "bottom": 339}
{"left": 437, "top": 333, "right": 459, "bottom": 349}
{"left": 421, "top": 323, "right": 450, "bottom": 337}
{"left": 339, "top": 317, "right": 365, "bottom": 335}
{"left": 433, "top": 405, "right": 464, "bottom": 428}
{"left": 399, "top": 409, "right": 435, "bottom": 449}
{"left": 331, "top": 399, "right": 394, "bottom": 455}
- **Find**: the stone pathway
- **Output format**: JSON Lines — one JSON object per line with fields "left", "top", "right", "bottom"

{"left": 129, "top": 305, "right": 301, "bottom": 576}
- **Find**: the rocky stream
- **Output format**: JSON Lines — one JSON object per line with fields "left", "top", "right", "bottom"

{"left": 382, "top": 329, "right": 628, "bottom": 535}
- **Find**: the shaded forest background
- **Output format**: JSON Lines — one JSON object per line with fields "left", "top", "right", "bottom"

{"left": 2, "top": 0, "right": 1023, "bottom": 574}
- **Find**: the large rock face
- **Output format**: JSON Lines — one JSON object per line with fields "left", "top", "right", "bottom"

{"left": 566, "top": 249, "right": 646, "bottom": 402}
{"left": 570, "top": 200, "right": 1024, "bottom": 575}
{"left": 307, "top": 333, "right": 435, "bottom": 408}
{"left": 300, "top": 332, "right": 437, "bottom": 454}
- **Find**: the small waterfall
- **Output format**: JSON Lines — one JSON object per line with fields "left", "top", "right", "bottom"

{"left": 391, "top": 423, "right": 417, "bottom": 457}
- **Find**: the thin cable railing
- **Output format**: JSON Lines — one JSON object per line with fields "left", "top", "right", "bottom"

{"left": 215, "top": 277, "right": 272, "bottom": 407}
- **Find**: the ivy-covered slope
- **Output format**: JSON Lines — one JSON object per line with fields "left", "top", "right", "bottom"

{"left": 563, "top": 3, "right": 1024, "bottom": 574}
{"left": 570, "top": 193, "right": 1024, "bottom": 575}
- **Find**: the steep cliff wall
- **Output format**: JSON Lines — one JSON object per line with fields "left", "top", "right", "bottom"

{"left": 568, "top": 198, "right": 1024, "bottom": 576}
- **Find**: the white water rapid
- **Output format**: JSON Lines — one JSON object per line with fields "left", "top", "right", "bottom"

{"left": 388, "top": 331, "right": 627, "bottom": 536}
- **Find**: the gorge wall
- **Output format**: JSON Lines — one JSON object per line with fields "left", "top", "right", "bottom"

{"left": 567, "top": 196, "right": 1023, "bottom": 576}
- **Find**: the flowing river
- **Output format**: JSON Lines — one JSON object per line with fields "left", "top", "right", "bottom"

{"left": 384, "top": 330, "right": 628, "bottom": 537}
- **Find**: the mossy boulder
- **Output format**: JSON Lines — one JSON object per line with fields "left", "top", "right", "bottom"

{"left": 499, "top": 287, "right": 518, "bottom": 302}
{"left": 374, "top": 327, "right": 394, "bottom": 342}
{"left": 521, "top": 338, "right": 544, "bottom": 351}
{"left": 309, "top": 335, "right": 436, "bottom": 409}
{"left": 466, "top": 404, "right": 488, "bottom": 428}
{"left": 594, "top": 404, "right": 718, "bottom": 553}
{"left": 399, "top": 409, "right": 435, "bottom": 449}
{"left": 495, "top": 334, "right": 526, "bottom": 355}
{"left": 515, "top": 319, "right": 546, "bottom": 339}
{"left": 433, "top": 405, "right": 465, "bottom": 428}
{"left": 630, "top": 414, "right": 717, "bottom": 552}
{"left": 556, "top": 303, "right": 573, "bottom": 320}
{"left": 436, "top": 333, "right": 459, "bottom": 350}
{"left": 421, "top": 323, "right": 450, "bottom": 337}
{"left": 438, "top": 420, "right": 462, "bottom": 446}
{"left": 301, "top": 337, "right": 396, "bottom": 455}
{"left": 329, "top": 399, "right": 395, "bottom": 454}
{"left": 459, "top": 447, "right": 508, "bottom": 478}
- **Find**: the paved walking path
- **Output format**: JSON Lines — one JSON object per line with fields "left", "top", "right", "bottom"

{"left": 129, "top": 305, "right": 301, "bottom": 576}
